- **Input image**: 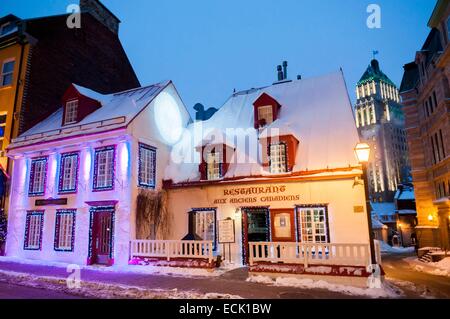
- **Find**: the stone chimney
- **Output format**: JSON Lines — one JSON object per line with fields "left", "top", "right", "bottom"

{"left": 79, "top": 0, "right": 120, "bottom": 34}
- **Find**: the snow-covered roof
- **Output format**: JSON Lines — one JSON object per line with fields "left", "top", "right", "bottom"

{"left": 372, "top": 219, "right": 388, "bottom": 229}
{"left": 395, "top": 188, "right": 415, "bottom": 200}
{"left": 165, "top": 70, "right": 361, "bottom": 183}
{"left": 371, "top": 202, "right": 396, "bottom": 217}
{"left": 9, "top": 81, "right": 171, "bottom": 148}
{"left": 397, "top": 209, "right": 416, "bottom": 215}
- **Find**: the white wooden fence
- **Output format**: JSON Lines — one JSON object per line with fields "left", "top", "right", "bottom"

{"left": 130, "top": 240, "right": 214, "bottom": 263}
{"left": 248, "top": 241, "right": 382, "bottom": 267}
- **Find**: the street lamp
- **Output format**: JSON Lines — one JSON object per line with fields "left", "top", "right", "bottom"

{"left": 354, "top": 143, "right": 377, "bottom": 265}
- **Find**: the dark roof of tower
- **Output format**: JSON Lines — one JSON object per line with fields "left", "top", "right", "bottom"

{"left": 357, "top": 59, "right": 396, "bottom": 87}
{"left": 400, "top": 62, "right": 419, "bottom": 93}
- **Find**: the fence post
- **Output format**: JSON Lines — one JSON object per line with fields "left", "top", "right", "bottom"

{"left": 304, "top": 245, "right": 309, "bottom": 268}
{"left": 208, "top": 241, "right": 213, "bottom": 264}
{"left": 167, "top": 241, "right": 171, "bottom": 261}
{"left": 249, "top": 243, "right": 254, "bottom": 266}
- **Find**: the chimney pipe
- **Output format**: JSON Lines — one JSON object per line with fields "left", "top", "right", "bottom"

{"left": 277, "top": 65, "right": 283, "bottom": 81}
{"left": 282, "top": 61, "right": 288, "bottom": 80}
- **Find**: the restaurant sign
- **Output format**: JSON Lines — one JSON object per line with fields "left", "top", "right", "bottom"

{"left": 213, "top": 185, "right": 300, "bottom": 205}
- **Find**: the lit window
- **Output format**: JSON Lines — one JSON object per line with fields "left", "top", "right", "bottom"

{"left": 29, "top": 157, "right": 48, "bottom": 196}
{"left": 0, "top": 22, "right": 18, "bottom": 37}
{"left": 138, "top": 143, "right": 156, "bottom": 188}
{"left": 1, "top": 60, "right": 14, "bottom": 86}
{"left": 193, "top": 209, "right": 216, "bottom": 248}
{"left": 206, "top": 151, "right": 221, "bottom": 180}
{"left": 93, "top": 146, "right": 115, "bottom": 191}
{"left": 64, "top": 100, "right": 78, "bottom": 125}
{"left": 0, "top": 113, "right": 6, "bottom": 150}
{"left": 24, "top": 211, "right": 44, "bottom": 250}
{"left": 297, "top": 207, "right": 328, "bottom": 243}
{"left": 269, "top": 143, "right": 287, "bottom": 173}
{"left": 54, "top": 210, "right": 75, "bottom": 252}
{"left": 258, "top": 105, "right": 274, "bottom": 126}
{"left": 58, "top": 153, "right": 79, "bottom": 194}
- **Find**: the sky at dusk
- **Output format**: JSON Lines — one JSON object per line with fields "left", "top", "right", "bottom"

{"left": 1, "top": 0, "right": 435, "bottom": 116}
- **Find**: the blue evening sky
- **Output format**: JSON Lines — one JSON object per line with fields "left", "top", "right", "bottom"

{"left": 1, "top": 0, "right": 435, "bottom": 115}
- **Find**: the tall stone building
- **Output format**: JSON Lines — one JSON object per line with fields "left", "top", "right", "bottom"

{"left": 399, "top": 0, "right": 450, "bottom": 250}
{"left": 355, "top": 59, "right": 410, "bottom": 203}
{"left": 0, "top": 0, "right": 140, "bottom": 207}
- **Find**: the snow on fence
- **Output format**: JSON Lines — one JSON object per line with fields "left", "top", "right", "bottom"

{"left": 249, "top": 242, "right": 381, "bottom": 267}
{"left": 130, "top": 240, "right": 214, "bottom": 263}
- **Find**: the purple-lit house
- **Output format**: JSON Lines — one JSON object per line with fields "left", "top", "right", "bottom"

{"left": 5, "top": 81, "right": 191, "bottom": 266}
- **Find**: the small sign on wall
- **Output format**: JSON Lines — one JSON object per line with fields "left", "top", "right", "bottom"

{"left": 218, "top": 218, "right": 235, "bottom": 244}
{"left": 353, "top": 205, "right": 365, "bottom": 213}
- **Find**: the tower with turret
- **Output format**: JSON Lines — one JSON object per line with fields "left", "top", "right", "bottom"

{"left": 355, "top": 59, "right": 410, "bottom": 202}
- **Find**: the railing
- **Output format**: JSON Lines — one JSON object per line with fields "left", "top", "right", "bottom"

{"left": 130, "top": 240, "right": 214, "bottom": 263}
{"left": 249, "top": 242, "right": 381, "bottom": 267}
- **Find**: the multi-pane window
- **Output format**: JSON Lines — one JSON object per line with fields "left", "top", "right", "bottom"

{"left": 431, "top": 130, "right": 446, "bottom": 164}
{"left": 206, "top": 151, "right": 221, "bottom": 180}
{"left": 257, "top": 105, "right": 274, "bottom": 126}
{"left": 54, "top": 210, "right": 75, "bottom": 251}
{"left": 269, "top": 143, "right": 287, "bottom": 173}
{"left": 24, "top": 211, "right": 44, "bottom": 250}
{"left": 0, "top": 22, "right": 18, "bottom": 37}
{"left": 138, "top": 143, "right": 156, "bottom": 188}
{"left": 93, "top": 146, "right": 115, "bottom": 191}
{"left": 59, "top": 153, "right": 79, "bottom": 194}
{"left": 64, "top": 100, "right": 78, "bottom": 125}
{"left": 29, "top": 157, "right": 48, "bottom": 196}
{"left": 1, "top": 60, "right": 14, "bottom": 86}
{"left": 297, "top": 207, "right": 329, "bottom": 243}
{"left": 194, "top": 209, "right": 216, "bottom": 248}
{"left": 0, "top": 113, "right": 6, "bottom": 150}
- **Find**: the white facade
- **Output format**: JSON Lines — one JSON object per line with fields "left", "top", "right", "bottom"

{"left": 5, "top": 81, "right": 191, "bottom": 266}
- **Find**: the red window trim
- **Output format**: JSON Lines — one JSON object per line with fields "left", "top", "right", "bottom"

{"left": 253, "top": 93, "right": 281, "bottom": 129}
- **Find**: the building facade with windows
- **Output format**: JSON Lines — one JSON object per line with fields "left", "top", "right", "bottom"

{"left": 0, "top": 0, "right": 140, "bottom": 207}
{"left": 354, "top": 59, "right": 410, "bottom": 203}
{"left": 5, "top": 81, "right": 191, "bottom": 266}
{"left": 163, "top": 71, "right": 372, "bottom": 266}
{"left": 399, "top": 0, "right": 450, "bottom": 250}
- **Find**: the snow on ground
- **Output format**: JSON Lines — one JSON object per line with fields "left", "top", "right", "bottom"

{"left": 403, "top": 256, "right": 450, "bottom": 277}
{"left": 247, "top": 275, "right": 402, "bottom": 298}
{"left": 379, "top": 241, "right": 415, "bottom": 254}
{"left": 0, "top": 269, "right": 242, "bottom": 299}
{"left": 0, "top": 256, "right": 239, "bottom": 278}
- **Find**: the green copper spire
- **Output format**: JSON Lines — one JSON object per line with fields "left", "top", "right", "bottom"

{"left": 357, "top": 59, "right": 396, "bottom": 87}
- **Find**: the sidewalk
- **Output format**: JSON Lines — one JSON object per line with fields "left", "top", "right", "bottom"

{"left": 0, "top": 257, "right": 361, "bottom": 299}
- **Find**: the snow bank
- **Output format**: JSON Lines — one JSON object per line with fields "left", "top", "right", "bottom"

{"left": 379, "top": 241, "right": 414, "bottom": 253}
{"left": 0, "top": 270, "right": 242, "bottom": 299}
{"left": 247, "top": 275, "right": 401, "bottom": 298}
{"left": 0, "top": 256, "right": 237, "bottom": 278}
{"left": 403, "top": 256, "right": 450, "bottom": 277}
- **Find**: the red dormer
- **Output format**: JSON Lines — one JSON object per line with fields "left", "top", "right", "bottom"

{"left": 61, "top": 84, "right": 103, "bottom": 126}
{"left": 260, "top": 134, "right": 299, "bottom": 173}
{"left": 253, "top": 92, "right": 281, "bottom": 129}
{"left": 197, "top": 144, "right": 234, "bottom": 181}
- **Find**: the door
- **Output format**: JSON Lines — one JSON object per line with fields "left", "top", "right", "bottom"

{"left": 90, "top": 209, "right": 114, "bottom": 265}
{"left": 242, "top": 208, "right": 270, "bottom": 264}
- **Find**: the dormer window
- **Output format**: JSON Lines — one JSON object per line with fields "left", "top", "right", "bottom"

{"left": 198, "top": 142, "right": 234, "bottom": 181}
{"left": 64, "top": 100, "right": 78, "bottom": 125}
{"left": 269, "top": 142, "right": 287, "bottom": 173}
{"left": 257, "top": 105, "right": 274, "bottom": 126}
{"left": 253, "top": 93, "right": 281, "bottom": 129}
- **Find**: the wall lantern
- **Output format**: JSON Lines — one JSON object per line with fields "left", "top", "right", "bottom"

{"left": 354, "top": 143, "right": 371, "bottom": 163}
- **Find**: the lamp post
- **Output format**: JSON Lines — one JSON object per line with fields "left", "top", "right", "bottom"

{"left": 354, "top": 143, "right": 377, "bottom": 265}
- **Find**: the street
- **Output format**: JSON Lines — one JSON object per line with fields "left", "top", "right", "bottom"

{"left": 0, "top": 282, "right": 82, "bottom": 299}
{"left": 0, "top": 253, "right": 449, "bottom": 299}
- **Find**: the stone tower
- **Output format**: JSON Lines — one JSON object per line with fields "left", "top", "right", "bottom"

{"left": 355, "top": 59, "right": 410, "bottom": 202}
